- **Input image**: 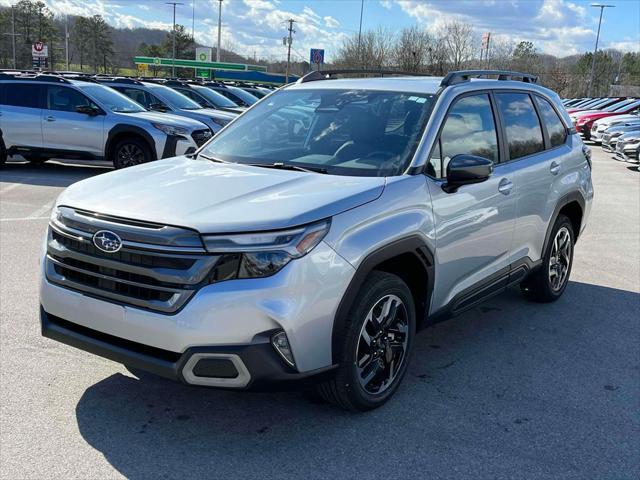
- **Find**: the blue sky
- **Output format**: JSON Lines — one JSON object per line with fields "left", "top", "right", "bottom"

{"left": 2, "top": 0, "right": 639, "bottom": 61}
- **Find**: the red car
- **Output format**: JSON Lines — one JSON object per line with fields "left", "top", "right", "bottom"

{"left": 571, "top": 100, "right": 640, "bottom": 139}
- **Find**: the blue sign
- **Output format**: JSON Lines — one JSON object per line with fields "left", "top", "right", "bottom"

{"left": 310, "top": 49, "right": 325, "bottom": 65}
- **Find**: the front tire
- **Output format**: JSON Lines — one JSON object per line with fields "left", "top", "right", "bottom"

{"left": 521, "top": 214, "right": 575, "bottom": 302}
{"left": 112, "top": 137, "right": 152, "bottom": 169}
{"left": 317, "top": 271, "right": 416, "bottom": 411}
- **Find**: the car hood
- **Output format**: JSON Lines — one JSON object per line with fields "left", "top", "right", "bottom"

{"left": 117, "top": 111, "right": 208, "bottom": 129}
{"left": 56, "top": 157, "right": 386, "bottom": 233}
{"left": 182, "top": 108, "right": 236, "bottom": 120}
{"left": 597, "top": 114, "right": 640, "bottom": 127}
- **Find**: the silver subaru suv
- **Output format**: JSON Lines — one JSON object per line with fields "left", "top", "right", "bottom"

{"left": 0, "top": 73, "right": 212, "bottom": 169}
{"left": 39, "top": 70, "right": 593, "bottom": 411}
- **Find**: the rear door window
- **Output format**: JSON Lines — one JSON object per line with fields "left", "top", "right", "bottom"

{"left": 535, "top": 96, "right": 567, "bottom": 147}
{"left": 1, "top": 83, "right": 42, "bottom": 108}
{"left": 495, "top": 92, "right": 544, "bottom": 160}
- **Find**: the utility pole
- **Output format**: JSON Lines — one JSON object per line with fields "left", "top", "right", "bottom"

{"left": 166, "top": 2, "right": 183, "bottom": 77}
{"left": 191, "top": 0, "right": 195, "bottom": 40}
{"left": 284, "top": 18, "right": 295, "bottom": 84}
{"left": 65, "top": 14, "right": 69, "bottom": 71}
{"left": 2, "top": 5, "right": 21, "bottom": 70}
{"left": 216, "top": 0, "right": 223, "bottom": 62}
{"left": 588, "top": 4, "right": 615, "bottom": 97}
{"left": 357, "top": 0, "right": 364, "bottom": 67}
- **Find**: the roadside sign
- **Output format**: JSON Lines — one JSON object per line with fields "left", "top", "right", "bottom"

{"left": 196, "top": 68, "right": 210, "bottom": 79}
{"left": 196, "top": 47, "right": 212, "bottom": 63}
{"left": 32, "top": 42, "right": 48, "bottom": 58}
{"left": 310, "top": 48, "right": 325, "bottom": 65}
{"left": 137, "top": 63, "right": 148, "bottom": 76}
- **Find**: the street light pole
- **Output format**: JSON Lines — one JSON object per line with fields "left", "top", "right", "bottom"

{"left": 284, "top": 18, "right": 295, "bottom": 84}
{"left": 587, "top": 3, "right": 615, "bottom": 97}
{"left": 2, "top": 5, "right": 22, "bottom": 69}
{"left": 216, "top": 0, "right": 222, "bottom": 62}
{"left": 166, "top": 2, "right": 184, "bottom": 77}
{"left": 356, "top": 0, "right": 364, "bottom": 67}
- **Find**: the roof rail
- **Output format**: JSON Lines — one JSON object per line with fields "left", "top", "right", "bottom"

{"left": 297, "top": 69, "right": 428, "bottom": 84}
{"left": 0, "top": 72, "right": 71, "bottom": 83}
{"left": 440, "top": 70, "right": 538, "bottom": 87}
{"left": 95, "top": 77, "right": 143, "bottom": 85}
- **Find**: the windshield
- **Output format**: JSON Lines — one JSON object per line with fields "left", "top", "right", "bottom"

{"left": 603, "top": 99, "right": 634, "bottom": 112}
{"left": 227, "top": 85, "right": 258, "bottom": 105}
{"left": 192, "top": 85, "right": 239, "bottom": 108}
{"left": 614, "top": 100, "right": 640, "bottom": 112}
{"left": 147, "top": 84, "right": 202, "bottom": 110}
{"left": 79, "top": 84, "right": 146, "bottom": 113}
{"left": 199, "top": 88, "right": 434, "bottom": 177}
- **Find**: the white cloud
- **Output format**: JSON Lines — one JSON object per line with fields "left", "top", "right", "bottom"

{"left": 323, "top": 16, "right": 339, "bottom": 28}
{"left": 379, "top": 0, "right": 393, "bottom": 10}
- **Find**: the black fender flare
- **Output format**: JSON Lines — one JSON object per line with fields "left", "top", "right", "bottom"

{"left": 105, "top": 124, "right": 157, "bottom": 161}
{"left": 330, "top": 235, "right": 435, "bottom": 365}
{"left": 542, "top": 191, "right": 586, "bottom": 255}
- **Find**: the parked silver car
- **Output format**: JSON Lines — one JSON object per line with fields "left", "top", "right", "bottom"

{"left": 0, "top": 73, "right": 211, "bottom": 168}
{"left": 96, "top": 78, "right": 237, "bottom": 133}
{"left": 39, "top": 69, "right": 593, "bottom": 411}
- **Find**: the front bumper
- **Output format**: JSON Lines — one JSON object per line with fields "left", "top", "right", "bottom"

{"left": 40, "top": 239, "right": 354, "bottom": 377}
{"left": 40, "top": 308, "right": 337, "bottom": 389}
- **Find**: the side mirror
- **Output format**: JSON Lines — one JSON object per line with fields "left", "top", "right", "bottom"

{"left": 443, "top": 154, "right": 493, "bottom": 193}
{"left": 76, "top": 105, "right": 100, "bottom": 116}
{"left": 149, "top": 103, "right": 168, "bottom": 112}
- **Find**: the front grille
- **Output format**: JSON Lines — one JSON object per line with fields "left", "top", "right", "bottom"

{"left": 192, "top": 129, "right": 212, "bottom": 147}
{"left": 46, "top": 207, "right": 220, "bottom": 313}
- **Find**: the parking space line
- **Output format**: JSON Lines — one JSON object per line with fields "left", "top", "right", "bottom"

{"left": 0, "top": 216, "right": 49, "bottom": 222}
{"left": 0, "top": 183, "right": 24, "bottom": 195}
{"left": 27, "top": 202, "right": 53, "bottom": 219}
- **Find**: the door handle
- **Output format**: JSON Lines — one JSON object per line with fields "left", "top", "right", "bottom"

{"left": 45, "top": 115, "right": 56, "bottom": 122}
{"left": 498, "top": 178, "right": 513, "bottom": 195}
{"left": 550, "top": 161, "right": 560, "bottom": 175}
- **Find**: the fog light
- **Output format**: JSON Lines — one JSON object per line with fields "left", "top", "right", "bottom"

{"left": 271, "top": 331, "right": 295, "bottom": 367}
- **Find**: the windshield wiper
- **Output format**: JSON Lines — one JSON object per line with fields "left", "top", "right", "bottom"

{"left": 247, "top": 162, "right": 328, "bottom": 174}
{"left": 198, "top": 153, "right": 228, "bottom": 163}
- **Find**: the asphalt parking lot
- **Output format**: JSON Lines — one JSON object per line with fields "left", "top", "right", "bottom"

{"left": 1, "top": 149, "right": 638, "bottom": 480}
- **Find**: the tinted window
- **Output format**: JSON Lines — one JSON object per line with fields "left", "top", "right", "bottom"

{"left": 496, "top": 92, "right": 544, "bottom": 160}
{"left": 78, "top": 84, "right": 145, "bottom": 113}
{"left": 46, "top": 86, "right": 96, "bottom": 112}
{"left": 1, "top": 83, "right": 41, "bottom": 108}
{"left": 535, "top": 96, "right": 567, "bottom": 147}
{"left": 428, "top": 94, "right": 498, "bottom": 178}
{"left": 115, "top": 87, "right": 157, "bottom": 109}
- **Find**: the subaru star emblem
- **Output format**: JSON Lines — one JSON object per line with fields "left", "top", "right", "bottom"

{"left": 92, "top": 230, "right": 123, "bottom": 253}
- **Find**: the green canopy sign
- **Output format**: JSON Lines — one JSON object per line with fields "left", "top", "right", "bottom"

{"left": 133, "top": 56, "right": 267, "bottom": 72}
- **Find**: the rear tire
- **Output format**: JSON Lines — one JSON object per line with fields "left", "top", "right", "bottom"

{"left": 521, "top": 214, "right": 574, "bottom": 303}
{"left": 112, "top": 137, "right": 152, "bottom": 169}
{"left": 0, "top": 138, "right": 6, "bottom": 168}
{"left": 316, "top": 271, "right": 415, "bottom": 412}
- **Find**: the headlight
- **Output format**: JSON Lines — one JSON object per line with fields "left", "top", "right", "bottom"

{"left": 211, "top": 117, "right": 230, "bottom": 127}
{"left": 152, "top": 123, "right": 189, "bottom": 136}
{"left": 202, "top": 220, "right": 330, "bottom": 279}
{"left": 626, "top": 137, "right": 640, "bottom": 144}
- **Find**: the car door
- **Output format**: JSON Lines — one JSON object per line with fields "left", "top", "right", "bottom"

{"left": 426, "top": 92, "right": 519, "bottom": 313}
{"left": 42, "top": 85, "right": 105, "bottom": 157}
{"left": 0, "top": 82, "right": 43, "bottom": 151}
{"left": 494, "top": 92, "right": 565, "bottom": 264}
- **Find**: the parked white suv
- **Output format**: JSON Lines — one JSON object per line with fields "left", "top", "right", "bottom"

{"left": 39, "top": 70, "right": 593, "bottom": 411}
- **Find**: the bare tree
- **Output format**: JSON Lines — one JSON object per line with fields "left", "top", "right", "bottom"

{"left": 441, "top": 21, "right": 476, "bottom": 70}
{"left": 394, "top": 26, "right": 433, "bottom": 72}
{"left": 334, "top": 27, "right": 395, "bottom": 69}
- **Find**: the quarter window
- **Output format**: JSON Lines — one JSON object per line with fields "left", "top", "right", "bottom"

{"left": 535, "top": 96, "right": 567, "bottom": 147}
{"left": 428, "top": 94, "right": 498, "bottom": 178}
{"left": 495, "top": 92, "right": 544, "bottom": 160}
{"left": 1, "top": 83, "right": 41, "bottom": 108}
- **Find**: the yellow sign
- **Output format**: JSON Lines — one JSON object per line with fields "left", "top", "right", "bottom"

{"left": 137, "top": 63, "right": 148, "bottom": 76}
